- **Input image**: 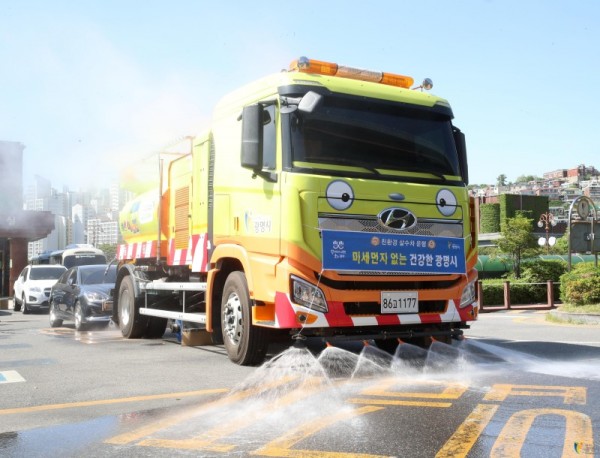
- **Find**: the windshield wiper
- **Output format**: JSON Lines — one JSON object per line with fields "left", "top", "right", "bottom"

{"left": 393, "top": 165, "right": 448, "bottom": 182}
{"left": 321, "top": 157, "right": 381, "bottom": 176}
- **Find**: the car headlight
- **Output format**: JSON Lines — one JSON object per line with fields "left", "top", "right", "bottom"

{"left": 84, "top": 291, "right": 108, "bottom": 302}
{"left": 29, "top": 286, "right": 42, "bottom": 293}
{"left": 291, "top": 276, "right": 328, "bottom": 313}
{"left": 459, "top": 280, "right": 477, "bottom": 308}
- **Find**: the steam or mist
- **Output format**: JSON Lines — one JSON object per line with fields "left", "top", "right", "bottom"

{"left": 0, "top": 142, "right": 24, "bottom": 215}
{"left": 0, "top": 7, "right": 296, "bottom": 193}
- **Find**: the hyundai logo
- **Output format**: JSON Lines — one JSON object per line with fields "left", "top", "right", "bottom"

{"left": 377, "top": 208, "right": 417, "bottom": 231}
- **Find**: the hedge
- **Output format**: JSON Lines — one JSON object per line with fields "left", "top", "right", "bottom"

{"left": 560, "top": 263, "right": 600, "bottom": 305}
{"left": 481, "top": 280, "right": 553, "bottom": 306}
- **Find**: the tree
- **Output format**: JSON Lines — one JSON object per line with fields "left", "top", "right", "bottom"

{"left": 515, "top": 174, "right": 539, "bottom": 183}
{"left": 98, "top": 243, "right": 117, "bottom": 261}
{"left": 496, "top": 214, "right": 539, "bottom": 278}
{"left": 497, "top": 174, "right": 507, "bottom": 186}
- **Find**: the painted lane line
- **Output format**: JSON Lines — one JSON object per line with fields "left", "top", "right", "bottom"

{"left": 0, "top": 388, "right": 227, "bottom": 415}
{"left": 0, "top": 371, "right": 26, "bottom": 384}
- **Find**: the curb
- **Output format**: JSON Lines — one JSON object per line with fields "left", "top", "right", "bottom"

{"left": 548, "top": 309, "right": 600, "bottom": 325}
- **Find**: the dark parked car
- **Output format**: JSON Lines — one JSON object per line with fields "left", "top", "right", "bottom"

{"left": 49, "top": 264, "right": 117, "bottom": 330}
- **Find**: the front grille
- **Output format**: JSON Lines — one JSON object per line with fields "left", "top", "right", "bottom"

{"left": 319, "top": 214, "right": 463, "bottom": 238}
{"left": 316, "top": 275, "right": 459, "bottom": 291}
{"left": 344, "top": 300, "right": 447, "bottom": 316}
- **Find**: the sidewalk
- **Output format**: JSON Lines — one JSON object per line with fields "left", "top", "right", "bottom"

{"left": 547, "top": 309, "right": 600, "bottom": 325}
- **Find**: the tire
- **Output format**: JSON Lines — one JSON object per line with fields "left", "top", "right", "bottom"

{"left": 221, "top": 271, "right": 268, "bottom": 366}
{"left": 74, "top": 303, "right": 87, "bottom": 331}
{"left": 145, "top": 316, "right": 167, "bottom": 338}
{"left": 13, "top": 297, "right": 21, "bottom": 312}
{"left": 118, "top": 275, "right": 148, "bottom": 338}
{"left": 22, "top": 295, "right": 30, "bottom": 314}
{"left": 49, "top": 302, "right": 63, "bottom": 328}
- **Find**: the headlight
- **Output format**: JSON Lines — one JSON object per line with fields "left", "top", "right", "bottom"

{"left": 29, "top": 286, "right": 42, "bottom": 293}
{"left": 84, "top": 291, "right": 108, "bottom": 302}
{"left": 291, "top": 276, "right": 328, "bottom": 313}
{"left": 459, "top": 280, "right": 477, "bottom": 308}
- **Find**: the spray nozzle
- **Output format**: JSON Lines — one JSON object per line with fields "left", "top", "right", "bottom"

{"left": 292, "top": 333, "right": 307, "bottom": 349}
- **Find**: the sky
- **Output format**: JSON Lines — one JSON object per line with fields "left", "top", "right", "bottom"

{"left": 1, "top": 0, "right": 599, "bottom": 191}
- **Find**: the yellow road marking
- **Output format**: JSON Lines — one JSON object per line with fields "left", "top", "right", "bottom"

{"left": 491, "top": 408, "right": 594, "bottom": 457}
{"left": 484, "top": 384, "right": 586, "bottom": 405}
{"left": 348, "top": 398, "right": 452, "bottom": 408}
{"left": 360, "top": 377, "right": 468, "bottom": 400}
{"left": 436, "top": 403, "right": 499, "bottom": 457}
{"left": 138, "top": 377, "right": 327, "bottom": 453}
{"left": 0, "top": 389, "right": 227, "bottom": 415}
{"left": 251, "top": 405, "right": 389, "bottom": 458}
{"left": 106, "top": 375, "right": 297, "bottom": 445}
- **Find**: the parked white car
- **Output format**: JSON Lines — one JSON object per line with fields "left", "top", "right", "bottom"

{"left": 13, "top": 265, "right": 67, "bottom": 314}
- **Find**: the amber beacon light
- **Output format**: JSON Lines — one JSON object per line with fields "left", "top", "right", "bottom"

{"left": 289, "top": 56, "right": 414, "bottom": 89}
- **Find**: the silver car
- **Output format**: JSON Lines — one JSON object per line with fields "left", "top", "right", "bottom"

{"left": 13, "top": 265, "right": 67, "bottom": 314}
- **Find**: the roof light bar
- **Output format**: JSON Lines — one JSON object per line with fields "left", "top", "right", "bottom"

{"left": 289, "top": 56, "right": 414, "bottom": 89}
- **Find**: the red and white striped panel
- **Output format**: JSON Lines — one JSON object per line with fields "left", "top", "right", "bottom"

{"left": 167, "top": 233, "right": 209, "bottom": 273}
{"left": 117, "top": 234, "right": 209, "bottom": 273}
{"left": 117, "top": 240, "right": 158, "bottom": 260}
{"left": 273, "top": 291, "right": 476, "bottom": 330}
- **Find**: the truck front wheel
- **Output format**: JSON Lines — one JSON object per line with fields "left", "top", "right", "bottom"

{"left": 118, "top": 275, "right": 148, "bottom": 338}
{"left": 221, "top": 271, "right": 268, "bottom": 366}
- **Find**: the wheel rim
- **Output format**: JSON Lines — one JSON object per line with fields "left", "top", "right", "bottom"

{"left": 223, "top": 292, "right": 243, "bottom": 346}
{"left": 120, "top": 292, "right": 131, "bottom": 326}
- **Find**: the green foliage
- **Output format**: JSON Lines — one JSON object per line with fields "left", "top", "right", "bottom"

{"left": 481, "top": 278, "right": 553, "bottom": 306}
{"left": 515, "top": 174, "right": 539, "bottom": 183}
{"left": 497, "top": 214, "right": 539, "bottom": 278}
{"left": 516, "top": 259, "right": 566, "bottom": 299}
{"left": 519, "top": 259, "right": 567, "bottom": 282}
{"left": 479, "top": 203, "right": 500, "bottom": 233}
{"left": 497, "top": 174, "right": 507, "bottom": 186}
{"left": 499, "top": 194, "right": 549, "bottom": 225}
{"left": 98, "top": 243, "right": 117, "bottom": 261}
{"left": 477, "top": 246, "right": 498, "bottom": 256}
{"left": 480, "top": 279, "right": 504, "bottom": 305}
{"left": 549, "top": 234, "right": 569, "bottom": 254}
{"left": 560, "top": 263, "right": 600, "bottom": 305}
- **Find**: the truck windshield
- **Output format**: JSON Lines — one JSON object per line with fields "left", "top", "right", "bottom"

{"left": 287, "top": 95, "right": 461, "bottom": 181}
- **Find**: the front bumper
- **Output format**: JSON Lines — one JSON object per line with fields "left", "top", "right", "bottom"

{"left": 26, "top": 292, "right": 50, "bottom": 308}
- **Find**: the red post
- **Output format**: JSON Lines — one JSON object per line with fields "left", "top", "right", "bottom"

{"left": 547, "top": 280, "right": 554, "bottom": 308}
{"left": 503, "top": 281, "right": 511, "bottom": 309}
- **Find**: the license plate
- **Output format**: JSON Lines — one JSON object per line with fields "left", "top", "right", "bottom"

{"left": 381, "top": 291, "right": 418, "bottom": 314}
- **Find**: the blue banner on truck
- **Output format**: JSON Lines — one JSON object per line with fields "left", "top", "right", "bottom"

{"left": 322, "top": 230, "right": 466, "bottom": 274}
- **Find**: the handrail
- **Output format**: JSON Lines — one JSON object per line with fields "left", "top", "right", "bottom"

{"left": 478, "top": 280, "right": 556, "bottom": 311}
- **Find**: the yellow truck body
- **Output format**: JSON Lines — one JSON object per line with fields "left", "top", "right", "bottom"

{"left": 115, "top": 57, "right": 478, "bottom": 365}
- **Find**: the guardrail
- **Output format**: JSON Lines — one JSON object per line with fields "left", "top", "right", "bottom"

{"left": 477, "top": 280, "right": 557, "bottom": 312}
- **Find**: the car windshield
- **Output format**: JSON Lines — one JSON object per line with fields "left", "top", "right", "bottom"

{"left": 63, "top": 254, "right": 107, "bottom": 269}
{"left": 29, "top": 267, "right": 65, "bottom": 280}
{"left": 288, "top": 95, "right": 460, "bottom": 180}
{"left": 80, "top": 266, "right": 117, "bottom": 285}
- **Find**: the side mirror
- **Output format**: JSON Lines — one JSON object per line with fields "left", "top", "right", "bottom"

{"left": 453, "top": 127, "right": 468, "bottom": 185}
{"left": 241, "top": 104, "right": 262, "bottom": 170}
{"left": 298, "top": 91, "right": 322, "bottom": 113}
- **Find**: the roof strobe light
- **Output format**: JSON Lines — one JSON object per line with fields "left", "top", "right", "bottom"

{"left": 289, "top": 56, "right": 414, "bottom": 89}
